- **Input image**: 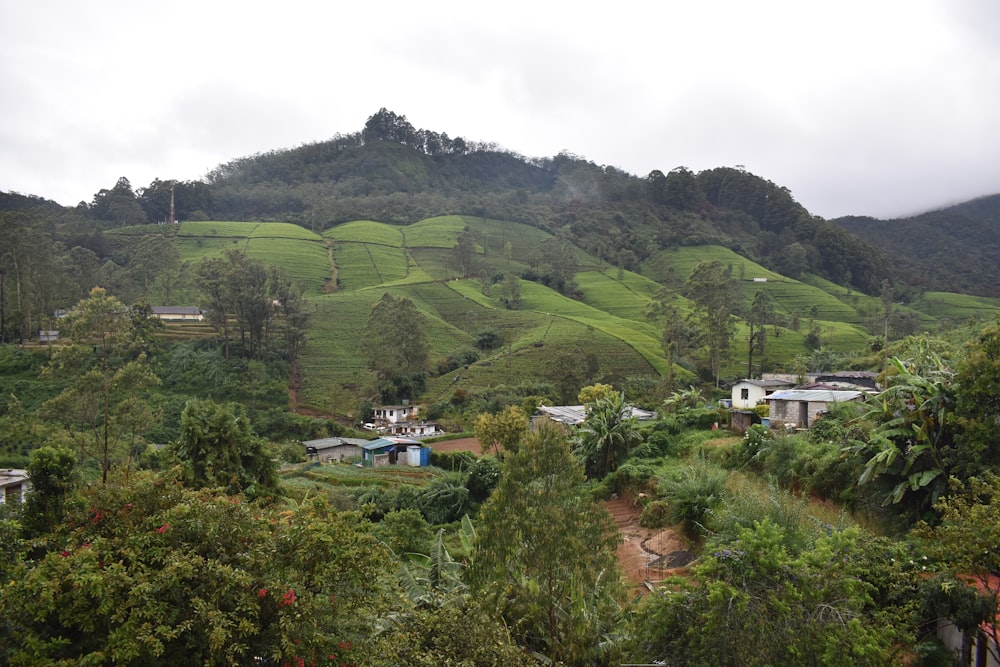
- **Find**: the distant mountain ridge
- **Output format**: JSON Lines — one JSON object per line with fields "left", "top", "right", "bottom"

{"left": 833, "top": 194, "right": 1000, "bottom": 298}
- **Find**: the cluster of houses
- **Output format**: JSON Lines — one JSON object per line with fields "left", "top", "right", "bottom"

{"left": 304, "top": 403, "right": 439, "bottom": 468}
{"left": 329, "top": 373, "right": 883, "bottom": 470}
{"left": 727, "top": 371, "right": 880, "bottom": 433}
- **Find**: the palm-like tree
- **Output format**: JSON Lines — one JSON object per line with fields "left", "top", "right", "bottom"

{"left": 575, "top": 391, "right": 641, "bottom": 479}
{"left": 855, "top": 347, "right": 955, "bottom": 508}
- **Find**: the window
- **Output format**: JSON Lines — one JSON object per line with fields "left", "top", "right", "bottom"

{"left": 740, "top": 388, "right": 749, "bottom": 400}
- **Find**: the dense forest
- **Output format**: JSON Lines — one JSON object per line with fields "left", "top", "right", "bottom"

{"left": 2, "top": 109, "right": 1000, "bottom": 665}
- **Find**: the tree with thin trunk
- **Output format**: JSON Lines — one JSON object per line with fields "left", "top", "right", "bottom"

{"left": 746, "top": 289, "right": 775, "bottom": 378}
{"left": 685, "top": 260, "right": 738, "bottom": 386}
{"left": 647, "top": 287, "right": 690, "bottom": 391}
{"left": 40, "top": 288, "right": 160, "bottom": 484}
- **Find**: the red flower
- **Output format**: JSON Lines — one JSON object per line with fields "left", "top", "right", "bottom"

{"left": 61, "top": 550, "right": 70, "bottom": 558}
{"left": 257, "top": 588, "right": 268, "bottom": 598}
{"left": 156, "top": 523, "right": 170, "bottom": 534}
{"left": 279, "top": 588, "right": 296, "bottom": 606}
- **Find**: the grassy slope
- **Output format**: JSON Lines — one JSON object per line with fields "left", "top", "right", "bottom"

{"left": 176, "top": 220, "right": 993, "bottom": 418}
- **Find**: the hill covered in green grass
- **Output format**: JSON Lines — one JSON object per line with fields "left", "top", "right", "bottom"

{"left": 174, "top": 217, "right": 1000, "bottom": 420}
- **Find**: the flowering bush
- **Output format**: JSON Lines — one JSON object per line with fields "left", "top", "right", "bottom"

{"left": 0, "top": 470, "right": 391, "bottom": 665}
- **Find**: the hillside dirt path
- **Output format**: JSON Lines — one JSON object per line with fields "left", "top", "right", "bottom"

{"left": 605, "top": 495, "right": 691, "bottom": 596}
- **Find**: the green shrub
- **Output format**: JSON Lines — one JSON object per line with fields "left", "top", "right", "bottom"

{"left": 467, "top": 456, "right": 501, "bottom": 502}
{"left": 417, "top": 474, "right": 470, "bottom": 525}
{"left": 374, "top": 508, "right": 434, "bottom": 555}
{"left": 641, "top": 430, "right": 681, "bottom": 457}
{"left": 429, "top": 450, "right": 476, "bottom": 472}
{"left": 355, "top": 485, "right": 396, "bottom": 521}
{"left": 475, "top": 328, "right": 504, "bottom": 350}
{"left": 436, "top": 348, "right": 480, "bottom": 374}
{"left": 608, "top": 459, "right": 658, "bottom": 495}
{"left": 659, "top": 462, "right": 727, "bottom": 536}
{"left": 729, "top": 423, "right": 774, "bottom": 470}
{"left": 639, "top": 500, "right": 671, "bottom": 528}
{"left": 808, "top": 413, "right": 848, "bottom": 445}
{"left": 631, "top": 440, "right": 664, "bottom": 459}
{"left": 272, "top": 440, "right": 306, "bottom": 464}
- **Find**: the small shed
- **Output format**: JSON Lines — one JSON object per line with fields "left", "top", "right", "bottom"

{"left": 0, "top": 469, "right": 30, "bottom": 504}
{"left": 765, "top": 389, "right": 864, "bottom": 429}
{"left": 360, "top": 436, "right": 423, "bottom": 467}
{"left": 302, "top": 437, "right": 367, "bottom": 463}
{"left": 730, "top": 409, "right": 759, "bottom": 435}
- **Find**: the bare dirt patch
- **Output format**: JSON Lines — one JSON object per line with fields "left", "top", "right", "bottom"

{"left": 606, "top": 495, "right": 691, "bottom": 596}
{"left": 427, "top": 437, "right": 481, "bottom": 454}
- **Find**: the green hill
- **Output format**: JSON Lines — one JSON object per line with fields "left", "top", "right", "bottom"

{"left": 170, "top": 216, "right": 1000, "bottom": 420}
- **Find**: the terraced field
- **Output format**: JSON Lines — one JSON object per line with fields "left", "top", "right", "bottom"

{"left": 172, "top": 216, "right": 995, "bottom": 418}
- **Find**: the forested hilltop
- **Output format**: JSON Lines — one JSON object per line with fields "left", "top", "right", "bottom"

{"left": 834, "top": 193, "right": 1000, "bottom": 298}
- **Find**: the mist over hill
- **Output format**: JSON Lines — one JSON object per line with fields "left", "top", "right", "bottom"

{"left": 833, "top": 194, "right": 1000, "bottom": 298}
{"left": 3, "top": 108, "right": 998, "bottom": 299}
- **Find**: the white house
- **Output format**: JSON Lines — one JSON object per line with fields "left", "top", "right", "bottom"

{"left": 730, "top": 379, "right": 796, "bottom": 409}
{"left": 384, "top": 420, "right": 441, "bottom": 438}
{"left": 372, "top": 404, "right": 420, "bottom": 426}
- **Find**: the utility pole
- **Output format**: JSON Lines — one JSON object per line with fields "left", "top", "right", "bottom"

{"left": 169, "top": 181, "right": 176, "bottom": 224}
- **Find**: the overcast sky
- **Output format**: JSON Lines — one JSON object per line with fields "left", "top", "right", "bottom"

{"left": 2, "top": 0, "right": 998, "bottom": 219}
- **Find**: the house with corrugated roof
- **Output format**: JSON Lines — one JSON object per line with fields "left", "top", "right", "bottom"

{"left": 360, "top": 437, "right": 427, "bottom": 467}
{"left": 530, "top": 404, "right": 657, "bottom": 432}
{"left": 302, "top": 437, "right": 369, "bottom": 463}
{"left": 765, "top": 389, "right": 865, "bottom": 429}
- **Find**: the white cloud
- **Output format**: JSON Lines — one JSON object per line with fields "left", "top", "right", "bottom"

{"left": 1, "top": 0, "right": 998, "bottom": 218}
